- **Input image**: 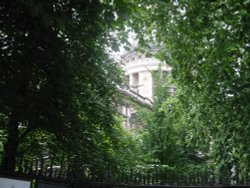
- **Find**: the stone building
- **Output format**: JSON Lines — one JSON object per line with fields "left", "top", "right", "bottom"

{"left": 118, "top": 49, "right": 172, "bottom": 129}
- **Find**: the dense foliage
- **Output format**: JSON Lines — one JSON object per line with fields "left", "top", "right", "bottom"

{"left": 0, "top": 0, "right": 141, "bottom": 175}
{"left": 1, "top": 0, "right": 249, "bottom": 182}
{"left": 138, "top": 73, "right": 208, "bottom": 170}
{"left": 133, "top": 0, "right": 250, "bottom": 177}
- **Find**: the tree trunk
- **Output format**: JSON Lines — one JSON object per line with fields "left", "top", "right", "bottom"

{"left": 1, "top": 112, "right": 19, "bottom": 172}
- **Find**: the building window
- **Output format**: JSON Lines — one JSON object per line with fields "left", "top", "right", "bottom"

{"left": 124, "top": 75, "right": 129, "bottom": 88}
{"left": 129, "top": 113, "right": 140, "bottom": 129}
{"left": 131, "top": 73, "right": 139, "bottom": 93}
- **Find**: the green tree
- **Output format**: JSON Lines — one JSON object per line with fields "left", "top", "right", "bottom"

{"left": 0, "top": 0, "right": 136, "bottom": 172}
{"left": 134, "top": 0, "right": 250, "bottom": 175}
{"left": 139, "top": 72, "right": 207, "bottom": 168}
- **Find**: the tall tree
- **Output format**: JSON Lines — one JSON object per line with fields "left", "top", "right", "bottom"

{"left": 0, "top": 0, "right": 133, "bottom": 172}
{"left": 135, "top": 0, "right": 250, "bottom": 175}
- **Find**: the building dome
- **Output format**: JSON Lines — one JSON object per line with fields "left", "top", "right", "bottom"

{"left": 118, "top": 48, "right": 173, "bottom": 129}
{"left": 121, "top": 50, "right": 171, "bottom": 100}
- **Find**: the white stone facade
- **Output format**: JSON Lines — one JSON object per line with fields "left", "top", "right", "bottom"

{"left": 121, "top": 51, "right": 171, "bottom": 100}
{"left": 118, "top": 50, "right": 171, "bottom": 129}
